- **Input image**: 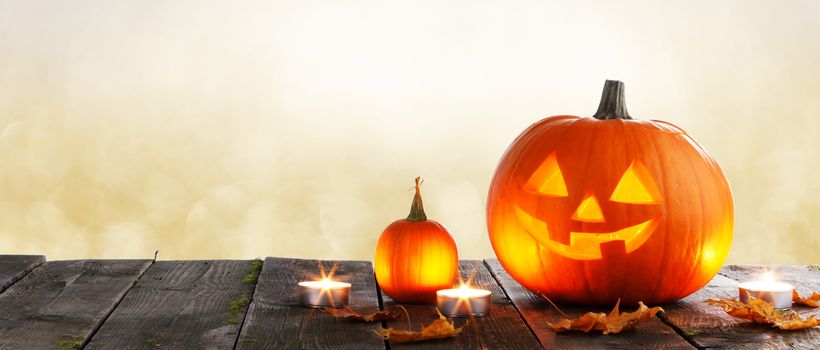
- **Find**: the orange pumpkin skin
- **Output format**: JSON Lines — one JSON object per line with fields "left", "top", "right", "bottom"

{"left": 487, "top": 81, "right": 733, "bottom": 305}
{"left": 375, "top": 179, "right": 458, "bottom": 304}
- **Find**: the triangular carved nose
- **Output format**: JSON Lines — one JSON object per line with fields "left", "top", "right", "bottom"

{"left": 572, "top": 193, "right": 605, "bottom": 223}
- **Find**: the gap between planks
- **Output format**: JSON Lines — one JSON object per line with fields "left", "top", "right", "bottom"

{"left": 0, "top": 255, "right": 46, "bottom": 294}
{"left": 4, "top": 257, "right": 814, "bottom": 350}
{"left": 375, "top": 277, "right": 391, "bottom": 350}
{"left": 232, "top": 261, "right": 264, "bottom": 350}
{"left": 483, "top": 258, "right": 695, "bottom": 349}
{"left": 656, "top": 311, "right": 706, "bottom": 350}
{"left": 482, "top": 259, "right": 547, "bottom": 349}
{"left": 79, "top": 254, "right": 159, "bottom": 349}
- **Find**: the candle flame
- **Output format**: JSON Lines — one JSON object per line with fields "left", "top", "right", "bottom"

{"left": 317, "top": 261, "right": 339, "bottom": 282}
{"left": 299, "top": 261, "right": 348, "bottom": 306}
{"left": 762, "top": 271, "right": 775, "bottom": 283}
{"left": 438, "top": 285, "right": 491, "bottom": 298}
{"left": 298, "top": 278, "right": 349, "bottom": 289}
{"left": 298, "top": 274, "right": 351, "bottom": 308}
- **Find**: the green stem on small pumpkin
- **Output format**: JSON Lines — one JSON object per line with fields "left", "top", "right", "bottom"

{"left": 406, "top": 177, "right": 428, "bottom": 221}
{"left": 592, "top": 80, "right": 632, "bottom": 120}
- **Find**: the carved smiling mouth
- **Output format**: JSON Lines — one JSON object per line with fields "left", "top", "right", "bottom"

{"left": 514, "top": 205, "right": 660, "bottom": 260}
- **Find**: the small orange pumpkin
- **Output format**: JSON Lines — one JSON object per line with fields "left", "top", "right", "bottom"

{"left": 375, "top": 178, "right": 458, "bottom": 304}
{"left": 487, "top": 80, "right": 733, "bottom": 305}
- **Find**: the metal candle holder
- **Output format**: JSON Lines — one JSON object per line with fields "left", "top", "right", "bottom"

{"left": 738, "top": 280, "right": 794, "bottom": 310}
{"left": 436, "top": 286, "right": 491, "bottom": 317}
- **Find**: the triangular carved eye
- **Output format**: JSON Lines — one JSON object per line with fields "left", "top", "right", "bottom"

{"left": 523, "top": 152, "right": 568, "bottom": 197}
{"left": 572, "top": 193, "right": 605, "bottom": 222}
{"left": 610, "top": 160, "right": 662, "bottom": 204}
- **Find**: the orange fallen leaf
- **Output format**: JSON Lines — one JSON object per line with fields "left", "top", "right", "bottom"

{"left": 546, "top": 299, "right": 664, "bottom": 335}
{"left": 793, "top": 291, "right": 820, "bottom": 308}
{"left": 707, "top": 294, "right": 820, "bottom": 330}
{"left": 547, "top": 311, "right": 606, "bottom": 333}
{"left": 322, "top": 306, "right": 402, "bottom": 322}
{"left": 376, "top": 308, "right": 468, "bottom": 343}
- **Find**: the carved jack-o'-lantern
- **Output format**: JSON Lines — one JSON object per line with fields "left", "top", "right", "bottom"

{"left": 487, "top": 81, "right": 733, "bottom": 305}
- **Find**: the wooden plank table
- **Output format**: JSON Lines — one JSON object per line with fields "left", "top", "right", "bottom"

{"left": 86, "top": 260, "right": 257, "bottom": 349}
{"left": 0, "top": 259, "right": 151, "bottom": 349}
{"left": 0, "top": 255, "right": 45, "bottom": 293}
{"left": 236, "top": 257, "right": 384, "bottom": 350}
{"left": 0, "top": 255, "right": 817, "bottom": 349}
{"left": 381, "top": 260, "right": 541, "bottom": 349}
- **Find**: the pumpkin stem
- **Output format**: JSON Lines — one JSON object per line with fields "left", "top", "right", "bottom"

{"left": 406, "top": 177, "right": 428, "bottom": 221}
{"left": 592, "top": 80, "right": 632, "bottom": 120}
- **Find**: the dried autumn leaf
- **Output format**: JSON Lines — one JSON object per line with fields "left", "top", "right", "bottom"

{"left": 322, "top": 306, "right": 402, "bottom": 322}
{"left": 793, "top": 291, "right": 820, "bottom": 308}
{"left": 604, "top": 300, "right": 665, "bottom": 334}
{"left": 546, "top": 299, "right": 664, "bottom": 335}
{"left": 706, "top": 298, "right": 773, "bottom": 323}
{"left": 547, "top": 311, "right": 606, "bottom": 333}
{"left": 706, "top": 294, "right": 820, "bottom": 330}
{"left": 376, "top": 308, "right": 468, "bottom": 343}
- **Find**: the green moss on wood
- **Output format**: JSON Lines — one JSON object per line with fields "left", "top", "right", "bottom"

{"left": 230, "top": 292, "right": 252, "bottom": 317}
{"left": 243, "top": 259, "right": 263, "bottom": 285}
{"left": 143, "top": 338, "right": 160, "bottom": 349}
{"left": 226, "top": 291, "right": 252, "bottom": 325}
{"left": 56, "top": 336, "right": 83, "bottom": 350}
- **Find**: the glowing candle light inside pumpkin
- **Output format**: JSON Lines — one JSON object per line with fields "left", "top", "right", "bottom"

{"left": 298, "top": 277, "right": 351, "bottom": 308}
{"left": 738, "top": 271, "right": 794, "bottom": 310}
{"left": 436, "top": 284, "right": 492, "bottom": 317}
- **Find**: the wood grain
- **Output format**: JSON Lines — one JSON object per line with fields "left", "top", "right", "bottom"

{"left": 86, "top": 260, "right": 257, "bottom": 350}
{"left": 381, "top": 260, "right": 542, "bottom": 349}
{"left": 236, "top": 257, "right": 384, "bottom": 350}
{"left": 667, "top": 265, "right": 820, "bottom": 349}
{"left": 484, "top": 258, "right": 693, "bottom": 350}
{"left": 0, "top": 259, "right": 151, "bottom": 349}
{"left": 720, "top": 264, "right": 820, "bottom": 305}
{"left": 661, "top": 265, "right": 820, "bottom": 350}
{"left": 0, "top": 255, "right": 45, "bottom": 293}
{"left": 720, "top": 264, "right": 820, "bottom": 322}
{"left": 0, "top": 256, "right": 815, "bottom": 349}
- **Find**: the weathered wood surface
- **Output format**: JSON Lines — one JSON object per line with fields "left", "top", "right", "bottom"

{"left": 485, "top": 259, "right": 694, "bottom": 349}
{"left": 381, "top": 260, "right": 542, "bottom": 349}
{"left": 0, "top": 259, "right": 151, "bottom": 349}
{"left": 662, "top": 265, "right": 820, "bottom": 350}
{"left": 86, "top": 260, "right": 257, "bottom": 350}
{"left": 0, "top": 255, "right": 45, "bottom": 293}
{"left": 236, "top": 257, "right": 384, "bottom": 350}
{"left": 0, "top": 254, "right": 817, "bottom": 349}
{"left": 719, "top": 264, "right": 820, "bottom": 314}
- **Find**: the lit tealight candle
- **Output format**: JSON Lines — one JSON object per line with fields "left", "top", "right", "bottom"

{"left": 298, "top": 278, "right": 351, "bottom": 308}
{"left": 738, "top": 271, "right": 794, "bottom": 310}
{"left": 436, "top": 285, "right": 492, "bottom": 317}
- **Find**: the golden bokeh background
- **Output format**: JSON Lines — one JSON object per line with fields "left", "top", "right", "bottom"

{"left": 0, "top": 1, "right": 817, "bottom": 263}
